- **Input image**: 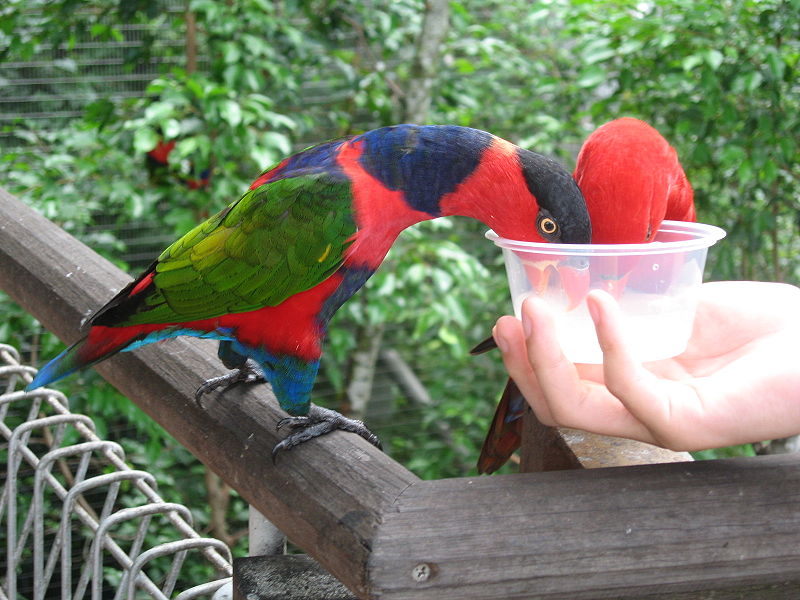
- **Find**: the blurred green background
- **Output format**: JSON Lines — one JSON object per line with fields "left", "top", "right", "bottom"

{"left": 1, "top": 0, "right": 798, "bottom": 562}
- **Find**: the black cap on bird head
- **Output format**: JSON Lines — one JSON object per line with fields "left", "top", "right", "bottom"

{"left": 518, "top": 149, "right": 592, "bottom": 244}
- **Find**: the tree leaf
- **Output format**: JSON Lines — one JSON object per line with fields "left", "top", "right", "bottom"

{"left": 145, "top": 101, "right": 174, "bottom": 122}
{"left": 576, "top": 65, "right": 606, "bottom": 88}
{"left": 704, "top": 49, "right": 724, "bottom": 70}
{"left": 765, "top": 47, "right": 785, "bottom": 80}
{"left": 222, "top": 41, "right": 241, "bottom": 64}
{"left": 262, "top": 131, "right": 292, "bottom": 156}
{"left": 162, "top": 118, "right": 181, "bottom": 139}
{"left": 133, "top": 127, "right": 159, "bottom": 154}
{"left": 581, "top": 38, "right": 615, "bottom": 65}
{"left": 682, "top": 54, "right": 703, "bottom": 72}
{"left": 219, "top": 99, "right": 242, "bottom": 127}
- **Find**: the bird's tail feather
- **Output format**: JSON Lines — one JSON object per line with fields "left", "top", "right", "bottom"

{"left": 26, "top": 325, "right": 149, "bottom": 390}
{"left": 477, "top": 378, "right": 527, "bottom": 474}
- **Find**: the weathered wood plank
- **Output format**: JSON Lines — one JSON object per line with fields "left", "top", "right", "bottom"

{"left": 559, "top": 427, "right": 694, "bottom": 468}
{"left": 0, "top": 186, "right": 420, "bottom": 598}
{"left": 233, "top": 555, "right": 357, "bottom": 600}
{"left": 370, "top": 455, "right": 800, "bottom": 599}
{"left": 519, "top": 384, "right": 693, "bottom": 472}
{"left": 519, "top": 407, "right": 582, "bottom": 472}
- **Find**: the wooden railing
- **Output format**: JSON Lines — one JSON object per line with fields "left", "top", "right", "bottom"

{"left": 2, "top": 186, "right": 799, "bottom": 599}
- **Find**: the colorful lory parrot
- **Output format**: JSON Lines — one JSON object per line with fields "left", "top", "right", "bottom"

{"left": 147, "top": 138, "right": 212, "bottom": 190}
{"left": 28, "top": 124, "right": 592, "bottom": 457}
{"left": 476, "top": 117, "right": 696, "bottom": 474}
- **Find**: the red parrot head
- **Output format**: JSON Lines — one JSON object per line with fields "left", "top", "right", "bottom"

{"left": 575, "top": 117, "right": 695, "bottom": 244}
{"left": 439, "top": 136, "right": 592, "bottom": 246}
{"left": 571, "top": 117, "right": 696, "bottom": 300}
{"left": 438, "top": 134, "right": 592, "bottom": 309}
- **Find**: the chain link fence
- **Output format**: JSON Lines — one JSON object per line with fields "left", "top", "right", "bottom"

{"left": 0, "top": 343, "right": 232, "bottom": 599}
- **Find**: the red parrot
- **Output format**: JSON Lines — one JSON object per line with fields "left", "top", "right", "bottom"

{"left": 28, "top": 124, "right": 591, "bottom": 457}
{"left": 476, "top": 117, "right": 696, "bottom": 474}
{"left": 147, "top": 138, "right": 212, "bottom": 190}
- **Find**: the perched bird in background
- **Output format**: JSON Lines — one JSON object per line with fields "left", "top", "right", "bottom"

{"left": 476, "top": 117, "right": 696, "bottom": 474}
{"left": 28, "top": 124, "right": 591, "bottom": 457}
{"left": 147, "top": 137, "right": 212, "bottom": 190}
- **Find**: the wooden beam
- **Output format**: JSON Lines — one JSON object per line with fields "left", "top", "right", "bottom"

{"left": 0, "top": 187, "right": 419, "bottom": 598}
{"left": 4, "top": 187, "right": 800, "bottom": 598}
{"left": 519, "top": 407, "right": 582, "bottom": 472}
{"left": 558, "top": 427, "right": 694, "bottom": 468}
{"left": 234, "top": 555, "right": 357, "bottom": 600}
{"left": 369, "top": 455, "right": 800, "bottom": 598}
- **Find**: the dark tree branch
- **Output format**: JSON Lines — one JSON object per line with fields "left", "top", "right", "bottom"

{"left": 403, "top": 0, "right": 450, "bottom": 123}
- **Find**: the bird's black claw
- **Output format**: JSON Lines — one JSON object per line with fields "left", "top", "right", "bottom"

{"left": 271, "top": 405, "right": 382, "bottom": 463}
{"left": 194, "top": 363, "right": 266, "bottom": 407}
{"left": 276, "top": 415, "right": 311, "bottom": 431}
{"left": 470, "top": 334, "right": 498, "bottom": 355}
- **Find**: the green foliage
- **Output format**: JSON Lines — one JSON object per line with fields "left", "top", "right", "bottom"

{"left": 2, "top": 123, "right": 161, "bottom": 251}
{"left": 335, "top": 220, "right": 495, "bottom": 359}
{"left": 692, "top": 444, "right": 757, "bottom": 461}
{"left": 567, "top": 0, "right": 800, "bottom": 283}
{"left": 435, "top": 0, "right": 800, "bottom": 282}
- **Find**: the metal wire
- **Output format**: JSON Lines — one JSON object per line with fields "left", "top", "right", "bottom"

{"left": 0, "top": 5, "right": 193, "bottom": 128}
{"left": 0, "top": 343, "right": 233, "bottom": 599}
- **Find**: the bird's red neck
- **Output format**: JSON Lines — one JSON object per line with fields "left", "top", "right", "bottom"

{"left": 438, "top": 137, "right": 543, "bottom": 241}
{"left": 337, "top": 140, "right": 435, "bottom": 270}
{"left": 336, "top": 135, "right": 542, "bottom": 271}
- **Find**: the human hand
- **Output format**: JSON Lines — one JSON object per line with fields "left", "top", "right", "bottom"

{"left": 492, "top": 281, "right": 800, "bottom": 452}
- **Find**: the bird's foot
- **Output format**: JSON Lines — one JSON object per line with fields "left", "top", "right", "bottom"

{"left": 272, "top": 405, "right": 382, "bottom": 462}
{"left": 194, "top": 362, "right": 265, "bottom": 406}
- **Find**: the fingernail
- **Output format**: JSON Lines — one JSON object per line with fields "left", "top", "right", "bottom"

{"left": 522, "top": 309, "right": 533, "bottom": 338}
{"left": 492, "top": 326, "right": 509, "bottom": 353}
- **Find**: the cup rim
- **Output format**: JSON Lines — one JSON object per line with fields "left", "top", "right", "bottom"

{"left": 486, "top": 220, "right": 726, "bottom": 256}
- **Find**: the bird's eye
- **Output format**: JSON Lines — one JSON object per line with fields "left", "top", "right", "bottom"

{"left": 537, "top": 215, "right": 559, "bottom": 239}
{"left": 540, "top": 218, "right": 557, "bottom": 234}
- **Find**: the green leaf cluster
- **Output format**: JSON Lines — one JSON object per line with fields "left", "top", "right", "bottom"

{"left": 433, "top": 0, "right": 799, "bottom": 282}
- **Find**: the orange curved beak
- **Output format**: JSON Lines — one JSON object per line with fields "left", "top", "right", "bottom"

{"left": 596, "top": 272, "right": 632, "bottom": 300}
{"left": 521, "top": 258, "right": 559, "bottom": 295}
{"left": 558, "top": 258, "right": 591, "bottom": 309}
{"left": 521, "top": 256, "right": 590, "bottom": 311}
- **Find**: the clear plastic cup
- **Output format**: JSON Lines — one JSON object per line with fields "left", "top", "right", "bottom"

{"left": 487, "top": 221, "right": 726, "bottom": 363}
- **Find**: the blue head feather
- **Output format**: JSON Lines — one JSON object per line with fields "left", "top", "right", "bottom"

{"left": 356, "top": 124, "right": 493, "bottom": 216}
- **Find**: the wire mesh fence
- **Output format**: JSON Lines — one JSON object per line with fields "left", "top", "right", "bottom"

{"left": 0, "top": 2, "right": 192, "bottom": 139}
{"left": 0, "top": 343, "right": 232, "bottom": 599}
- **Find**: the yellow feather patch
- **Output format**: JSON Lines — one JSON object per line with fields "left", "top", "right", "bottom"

{"left": 317, "top": 243, "right": 332, "bottom": 263}
{"left": 156, "top": 258, "right": 193, "bottom": 272}
{"left": 191, "top": 227, "right": 234, "bottom": 259}
{"left": 492, "top": 136, "right": 517, "bottom": 156}
{"left": 195, "top": 251, "right": 228, "bottom": 271}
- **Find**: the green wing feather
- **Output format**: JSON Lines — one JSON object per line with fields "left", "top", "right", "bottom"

{"left": 117, "top": 172, "right": 356, "bottom": 325}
